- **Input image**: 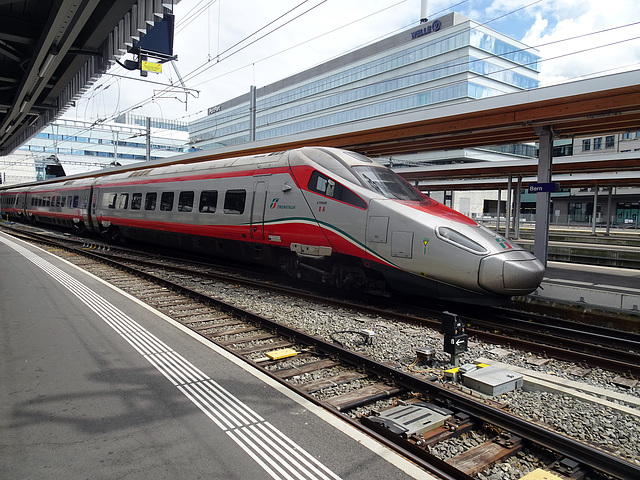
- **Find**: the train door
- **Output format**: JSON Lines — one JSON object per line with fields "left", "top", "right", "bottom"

{"left": 250, "top": 180, "right": 268, "bottom": 239}
{"left": 18, "top": 191, "right": 27, "bottom": 217}
{"left": 88, "top": 186, "right": 98, "bottom": 231}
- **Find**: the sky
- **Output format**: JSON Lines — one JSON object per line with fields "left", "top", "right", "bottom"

{"left": 63, "top": 0, "right": 640, "bottom": 126}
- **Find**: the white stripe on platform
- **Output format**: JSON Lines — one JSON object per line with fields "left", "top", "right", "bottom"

{"left": 1, "top": 235, "right": 342, "bottom": 480}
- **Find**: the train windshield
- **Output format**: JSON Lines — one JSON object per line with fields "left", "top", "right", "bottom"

{"left": 353, "top": 166, "right": 426, "bottom": 202}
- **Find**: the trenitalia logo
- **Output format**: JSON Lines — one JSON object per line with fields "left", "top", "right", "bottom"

{"left": 411, "top": 19, "right": 441, "bottom": 39}
{"left": 495, "top": 237, "right": 513, "bottom": 250}
{"left": 270, "top": 198, "right": 296, "bottom": 210}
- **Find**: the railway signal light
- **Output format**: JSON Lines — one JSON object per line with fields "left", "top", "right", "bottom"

{"left": 442, "top": 311, "right": 468, "bottom": 366}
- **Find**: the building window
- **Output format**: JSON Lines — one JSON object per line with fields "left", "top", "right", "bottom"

{"left": 621, "top": 132, "right": 632, "bottom": 140}
{"left": 582, "top": 139, "right": 591, "bottom": 151}
{"left": 605, "top": 136, "right": 615, "bottom": 149}
{"left": 593, "top": 137, "right": 602, "bottom": 150}
{"left": 568, "top": 202, "right": 586, "bottom": 222}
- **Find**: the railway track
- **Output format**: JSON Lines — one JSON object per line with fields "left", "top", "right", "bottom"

{"left": 7, "top": 223, "right": 640, "bottom": 375}
{"left": 3, "top": 222, "right": 640, "bottom": 479}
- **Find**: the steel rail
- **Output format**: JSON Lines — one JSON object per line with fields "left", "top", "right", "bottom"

{"left": 4, "top": 224, "right": 639, "bottom": 376}
{"left": 70, "top": 246, "right": 640, "bottom": 480}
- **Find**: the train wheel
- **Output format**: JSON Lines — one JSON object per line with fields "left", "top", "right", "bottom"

{"left": 73, "top": 222, "right": 86, "bottom": 235}
{"left": 108, "top": 228, "right": 126, "bottom": 245}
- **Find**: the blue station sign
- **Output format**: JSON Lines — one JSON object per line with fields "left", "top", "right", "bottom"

{"left": 528, "top": 182, "right": 557, "bottom": 193}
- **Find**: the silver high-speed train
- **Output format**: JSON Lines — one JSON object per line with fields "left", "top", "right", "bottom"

{"left": 1, "top": 147, "right": 544, "bottom": 304}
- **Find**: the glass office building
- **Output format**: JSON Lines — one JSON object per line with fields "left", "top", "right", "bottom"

{"left": 189, "top": 12, "right": 540, "bottom": 151}
{"left": 1, "top": 116, "right": 192, "bottom": 185}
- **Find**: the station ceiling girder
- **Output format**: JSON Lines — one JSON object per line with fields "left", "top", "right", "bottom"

{"left": 0, "top": 0, "right": 169, "bottom": 156}
{"left": 399, "top": 155, "right": 640, "bottom": 183}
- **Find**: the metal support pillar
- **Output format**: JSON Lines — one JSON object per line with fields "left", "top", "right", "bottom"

{"left": 606, "top": 187, "right": 613, "bottom": 236}
{"left": 514, "top": 176, "right": 522, "bottom": 238}
{"left": 534, "top": 126, "right": 553, "bottom": 266}
{"left": 506, "top": 176, "right": 513, "bottom": 239}
{"left": 249, "top": 85, "right": 257, "bottom": 142}
{"left": 146, "top": 116, "right": 151, "bottom": 161}
{"left": 496, "top": 189, "right": 501, "bottom": 233}
{"left": 591, "top": 185, "right": 599, "bottom": 235}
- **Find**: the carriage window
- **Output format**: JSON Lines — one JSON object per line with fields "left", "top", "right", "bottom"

{"left": 52, "top": 196, "right": 58, "bottom": 207}
{"left": 308, "top": 171, "right": 367, "bottom": 209}
{"left": 107, "top": 193, "right": 117, "bottom": 209}
{"left": 160, "top": 192, "right": 174, "bottom": 211}
{"left": 45, "top": 197, "right": 50, "bottom": 206}
{"left": 199, "top": 190, "right": 218, "bottom": 213}
{"left": 117, "top": 193, "right": 129, "bottom": 210}
{"left": 72, "top": 195, "right": 79, "bottom": 208}
{"left": 67, "top": 197, "right": 72, "bottom": 208}
{"left": 145, "top": 192, "right": 157, "bottom": 210}
{"left": 38, "top": 197, "right": 43, "bottom": 206}
{"left": 131, "top": 193, "right": 142, "bottom": 210}
{"left": 178, "top": 191, "right": 194, "bottom": 212}
{"left": 224, "top": 190, "right": 246, "bottom": 214}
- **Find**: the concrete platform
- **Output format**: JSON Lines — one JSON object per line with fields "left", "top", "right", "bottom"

{"left": 527, "top": 261, "right": 640, "bottom": 313}
{"left": 0, "top": 232, "right": 433, "bottom": 480}
{"left": 474, "top": 358, "right": 640, "bottom": 419}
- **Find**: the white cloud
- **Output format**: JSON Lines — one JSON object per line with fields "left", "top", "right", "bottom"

{"left": 518, "top": 0, "right": 640, "bottom": 85}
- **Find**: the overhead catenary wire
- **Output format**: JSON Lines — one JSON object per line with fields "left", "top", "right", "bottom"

{"left": 75, "top": 0, "right": 491, "bottom": 123}
{"left": 50, "top": 1, "right": 640, "bottom": 144}
{"left": 179, "top": 0, "right": 328, "bottom": 87}
{"left": 174, "top": 0, "right": 218, "bottom": 36}
{"left": 136, "top": 10, "right": 640, "bottom": 126}
{"left": 246, "top": 23, "right": 640, "bottom": 125}
{"left": 185, "top": 24, "right": 640, "bottom": 145}
{"left": 65, "top": 0, "right": 543, "bottom": 123}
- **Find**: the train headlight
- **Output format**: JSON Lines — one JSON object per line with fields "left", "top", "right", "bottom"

{"left": 436, "top": 227, "right": 487, "bottom": 254}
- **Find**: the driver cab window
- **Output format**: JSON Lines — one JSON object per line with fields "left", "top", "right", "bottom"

{"left": 308, "top": 171, "right": 367, "bottom": 209}
{"left": 313, "top": 173, "right": 335, "bottom": 197}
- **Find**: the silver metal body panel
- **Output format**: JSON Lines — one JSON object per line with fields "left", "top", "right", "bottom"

{"left": 1, "top": 147, "right": 545, "bottom": 300}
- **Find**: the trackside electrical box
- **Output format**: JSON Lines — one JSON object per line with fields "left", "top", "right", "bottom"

{"left": 462, "top": 365, "right": 523, "bottom": 396}
{"left": 367, "top": 402, "right": 453, "bottom": 438}
{"left": 441, "top": 311, "right": 464, "bottom": 335}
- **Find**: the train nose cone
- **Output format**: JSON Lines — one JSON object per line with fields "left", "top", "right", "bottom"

{"left": 478, "top": 251, "right": 545, "bottom": 295}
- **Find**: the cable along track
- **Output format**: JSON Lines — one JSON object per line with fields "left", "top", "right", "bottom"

{"left": 3, "top": 226, "right": 639, "bottom": 480}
